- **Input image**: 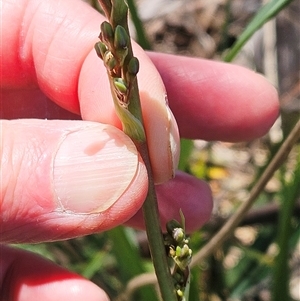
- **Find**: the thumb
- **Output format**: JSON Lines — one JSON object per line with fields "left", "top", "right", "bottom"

{"left": 1, "top": 119, "right": 147, "bottom": 243}
{"left": 1, "top": 245, "right": 110, "bottom": 301}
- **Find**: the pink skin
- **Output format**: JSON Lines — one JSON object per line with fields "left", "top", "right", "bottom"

{"left": 0, "top": 245, "right": 110, "bottom": 301}
{"left": 1, "top": 0, "right": 279, "bottom": 300}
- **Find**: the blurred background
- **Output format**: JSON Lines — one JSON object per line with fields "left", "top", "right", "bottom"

{"left": 17, "top": 1, "right": 300, "bottom": 300}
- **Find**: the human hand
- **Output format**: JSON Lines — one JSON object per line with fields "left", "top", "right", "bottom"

{"left": 0, "top": 0, "right": 279, "bottom": 300}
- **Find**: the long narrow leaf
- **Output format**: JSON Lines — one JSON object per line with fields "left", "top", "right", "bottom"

{"left": 107, "top": 226, "right": 158, "bottom": 300}
{"left": 224, "top": 0, "right": 295, "bottom": 62}
{"left": 126, "top": 0, "right": 151, "bottom": 49}
{"left": 178, "top": 139, "right": 194, "bottom": 171}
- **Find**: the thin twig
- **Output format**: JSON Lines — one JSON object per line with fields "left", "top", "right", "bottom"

{"left": 119, "top": 273, "right": 158, "bottom": 300}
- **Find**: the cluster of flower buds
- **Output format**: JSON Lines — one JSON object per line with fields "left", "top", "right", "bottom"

{"left": 165, "top": 219, "right": 192, "bottom": 301}
{"left": 94, "top": 10, "right": 145, "bottom": 142}
{"left": 95, "top": 21, "right": 139, "bottom": 107}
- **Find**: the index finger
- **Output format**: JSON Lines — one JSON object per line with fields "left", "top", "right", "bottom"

{"left": 148, "top": 52, "right": 279, "bottom": 142}
{"left": 1, "top": 0, "right": 179, "bottom": 184}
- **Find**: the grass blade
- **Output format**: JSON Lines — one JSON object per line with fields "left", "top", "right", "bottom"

{"left": 126, "top": 0, "right": 151, "bottom": 49}
{"left": 106, "top": 226, "right": 159, "bottom": 300}
{"left": 224, "top": 0, "right": 295, "bottom": 62}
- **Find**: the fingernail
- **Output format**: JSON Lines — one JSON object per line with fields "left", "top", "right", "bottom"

{"left": 166, "top": 106, "right": 180, "bottom": 178}
{"left": 53, "top": 125, "right": 138, "bottom": 213}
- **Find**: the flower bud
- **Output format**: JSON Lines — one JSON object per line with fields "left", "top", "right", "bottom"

{"left": 101, "top": 21, "right": 114, "bottom": 44}
{"left": 113, "top": 78, "right": 127, "bottom": 95}
{"left": 114, "top": 25, "right": 129, "bottom": 49}
{"left": 169, "top": 247, "right": 176, "bottom": 257}
{"left": 94, "top": 42, "right": 107, "bottom": 59}
{"left": 180, "top": 244, "right": 191, "bottom": 258}
{"left": 128, "top": 57, "right": 139, "bottom": 76}
{"left": 177, "top": 289, "right": 184, "bottom": 297}
{"left": 103, "top": 51, "right": 117, "bottom": 71}
{"left": 175, "top": 246, "right": 182, "bottom": 257}
{"left": 166, "top": 219, "right": 182, "bottom": 236}
{"left": 173, "top": 228, "right": 185, "bottom": 243}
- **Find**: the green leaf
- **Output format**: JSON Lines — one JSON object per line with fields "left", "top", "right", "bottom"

{"left": 178, "top": 139, "right": 193, "bottom": 171}
{"left": 227, "top": 226, "right": 276, "bottom": 297}
{"left": 106, "top": 226, "right": 159, "bottom": 300}
{"left": 126, "top": 0, "right": 152, "bottom": 50}
{"left": 81, "top": 251, "right": 107, "bottom": 279}
{"left": 224, "top": 0, "right": 295, "bottom": 62}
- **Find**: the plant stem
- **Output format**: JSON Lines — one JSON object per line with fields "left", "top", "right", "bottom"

{"left": 120, "top": 119, "right": 300, "bottom": 296}
{"left": 138, "top": 143, "right": 178, "bottom": 301}
{"left": 96, "top": 1, "right": 178, "bottom": 300}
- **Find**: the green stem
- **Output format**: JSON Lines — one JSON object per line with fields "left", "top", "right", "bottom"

{"left": 96, "top": 1, "right": 178, "bottom": 299}
{"left": 137, "top": 143, "right": 178, "bottom": 301}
